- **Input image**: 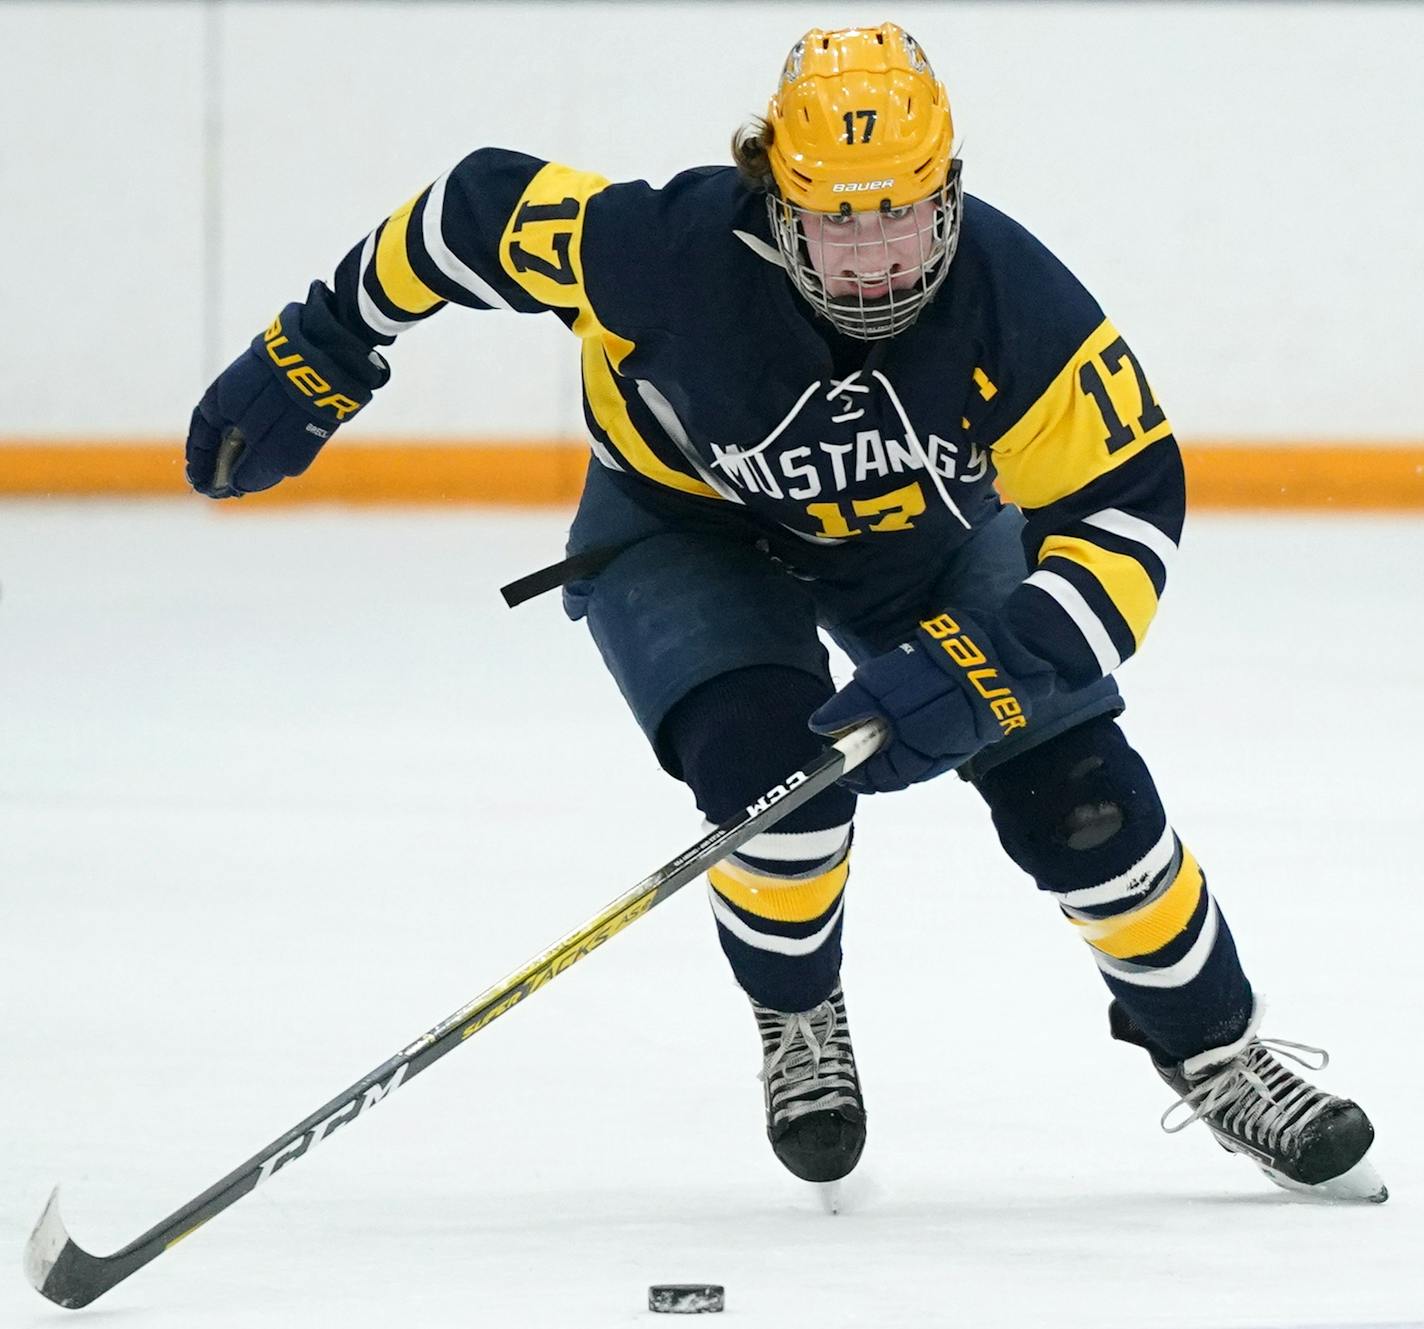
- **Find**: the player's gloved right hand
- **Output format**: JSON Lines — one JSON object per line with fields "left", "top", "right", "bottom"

{"left": 809, "top": 607, "right": 1054, "bottom": 794}
{"left": 186, "top": 281, "right": 390, "bottom": 498}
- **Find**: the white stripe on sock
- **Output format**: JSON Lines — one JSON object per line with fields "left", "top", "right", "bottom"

{"left": 706, "top": 883, "right": 845, "bottom": 957}
{"left": 1092, "top": 896, "right": 1220, "bottom": 988}
{"left": 709, "top": 820, "right": 852, "bottom": 864}
{"left": 1056, "top": 824, "right": 1177, "bottom": 911}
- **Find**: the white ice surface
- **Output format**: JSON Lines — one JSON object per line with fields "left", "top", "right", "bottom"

{"left": 1, "top": 502, "right": 1421, "bottom": 1328}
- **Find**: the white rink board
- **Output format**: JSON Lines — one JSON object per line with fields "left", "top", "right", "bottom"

{"left": 1, "top": 1, "right": 1422, "bottom": 440}
{"left": 1, "top": 503, "right": 1421, "bottom": 1327}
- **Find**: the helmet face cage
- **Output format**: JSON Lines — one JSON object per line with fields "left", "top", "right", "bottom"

{"left": 768, "top": 160, "right": 963, "bottom": 341}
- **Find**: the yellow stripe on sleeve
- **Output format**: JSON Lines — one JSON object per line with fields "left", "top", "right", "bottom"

{"left": 374, "top": 191, "right": 443, "bottom": 315}
{"left": 708, "top": 857, "right": 850, "bottom": 924}
{"left": 992, "top": 319, "right": 1174, "bottom": 511}
{"left": 582, "top": 340, "right": 722, "bottom": 499}
{"left": 497, "top": 162, "right": 723, "bottom": 501}
{"left": 1037, "top": 534, "right": 1160, "bottom": 647}
{"left": 1074, "top": 849, "right": 1204, "bottom": 959}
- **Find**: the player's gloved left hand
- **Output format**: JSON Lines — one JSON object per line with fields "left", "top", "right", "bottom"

{"left": 808, "top": 607, "right": 1054, "bottom": 794}
{"left": 186, "top": 281, "right": 390, "bottom": 498}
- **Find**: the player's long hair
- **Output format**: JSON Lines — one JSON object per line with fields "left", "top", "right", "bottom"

{"left": 731, "top": 117, "right": 775, "bottom": 191}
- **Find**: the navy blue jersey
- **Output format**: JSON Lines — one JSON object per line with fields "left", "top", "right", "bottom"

{"left": 325, "top": 148, "right": 1184, "bottom": 689}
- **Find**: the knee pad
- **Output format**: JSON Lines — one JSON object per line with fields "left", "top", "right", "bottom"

{"left": 659, "top": 665, "right": 855, "bottom": 834}
{"left": 975, "top": 716, "right": 1165, "bottom": 892}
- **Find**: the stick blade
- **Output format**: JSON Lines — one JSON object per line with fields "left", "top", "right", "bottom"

{"left": 24, "top": 1187, "right": 114, "bottom": 1309}
{"left": 23, "top": 1187, "right": 69, "bottom": 1294}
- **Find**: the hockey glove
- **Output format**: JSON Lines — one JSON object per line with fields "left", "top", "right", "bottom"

{"left": 809, "top": 607, "right": 1054, "bottom": 794}
{"left": 186, "top": 281, "right": 389, "bottom": 498}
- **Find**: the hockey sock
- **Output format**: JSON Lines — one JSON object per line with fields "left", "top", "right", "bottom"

{"left": 660, "top": 666, "right": 857, "bottom": 1013}
{"left": 977, "top": 716, "right": 1254, "bottom": 1062}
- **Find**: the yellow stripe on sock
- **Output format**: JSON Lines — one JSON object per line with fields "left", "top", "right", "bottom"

{"left": 1073, "top": 848, "right": 1204, "bottom": 959}
{"left": 708, "top": 856, "right": 849, "bottom": 924}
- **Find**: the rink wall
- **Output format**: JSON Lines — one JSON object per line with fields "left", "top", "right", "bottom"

{"left": 4, "top": 440, "right": 1422, "bottom": 511}
{"left": 1, "top": 1, "right": 1420, "bottom": 509}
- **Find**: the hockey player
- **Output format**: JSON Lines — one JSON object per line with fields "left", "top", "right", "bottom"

{"left": 186, "top": 24, "right": 1384, "bottom": 1202}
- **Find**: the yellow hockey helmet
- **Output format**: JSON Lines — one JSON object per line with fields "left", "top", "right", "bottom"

{"left": 765, "top": 24, "right": 955, "bottom": 214}
{"left": 760, "top": 24, "right": 963, "bottom": 340}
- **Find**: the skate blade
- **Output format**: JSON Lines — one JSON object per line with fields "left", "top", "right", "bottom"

{"left": 1258, "top": 1153, "right": 1388, "bottom": 1204}
{"left": 815, "top": 1180, "right": 842, "bottom": 1214}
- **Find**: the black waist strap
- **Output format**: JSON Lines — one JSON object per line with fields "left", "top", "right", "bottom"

{"left": 499, "top": 542, "right": 632, "bottom": 608}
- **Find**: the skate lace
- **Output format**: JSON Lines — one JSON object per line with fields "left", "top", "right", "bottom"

{"left": 1162, "top": 1037, "right": 1333, "bottom": 1151}
{"left": 754, "top": 994, "right": 859, "bottom": 1126}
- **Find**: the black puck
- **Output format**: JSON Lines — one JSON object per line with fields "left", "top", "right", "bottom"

{"left": 648, "top": 1284, "right": 725, "bottom": 1313}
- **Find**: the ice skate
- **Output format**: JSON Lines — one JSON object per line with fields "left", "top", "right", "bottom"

{"left": 1111, "top": 1001, "right": 1386, "bottom": 1202}
{"left": 752, "top": 984, "right": 865, "bottom": 1184}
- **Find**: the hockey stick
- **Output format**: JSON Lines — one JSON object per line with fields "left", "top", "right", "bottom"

{"left": 24, "top": 719, "right": 886, "bottom": 1309}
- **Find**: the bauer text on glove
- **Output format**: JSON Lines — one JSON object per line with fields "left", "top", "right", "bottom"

{"left": 808, "top": 608, "right": 1054, "bottom": 794}
{"left": 185, "top": 281, "right": 389, "bottom": 498}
